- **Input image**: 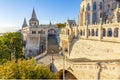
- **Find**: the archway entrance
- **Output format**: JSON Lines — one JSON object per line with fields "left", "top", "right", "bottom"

{"left": 58, "top": 70, "right": 77, "bottom": 79}
{"left": 47, "top": 29, "right": 59, "bottom": 54}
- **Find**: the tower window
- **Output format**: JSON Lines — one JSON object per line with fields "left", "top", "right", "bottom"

{"left": 93, "top": 2, "right": 97, "bottom": 11}
{"left": 100, "top": 13, "right": 102, "bottom": 18}
{"left": 96, "top": 29, "right": 98, "bottom": 36}
{"left": 88, "top": 14, "right": 90, "bottom": 25}
{"left": 91, "top": 29, "right": 95, "bottom": 36}
{"left": 92, "top": 13, "right": 97, "bottom": 24}
{"left": 32, "top": 31, "right": 36, "bottom": 34}
{"left": 114, "top": 28, "right": 119, "bottom": 37}
{"left": 108, "top": 4, "right": 110, "bottom": 8}
{"left": 87, "top": 3, "right": 90, "bottom": 11}
{"left": 107, "top": 28, "right": 112, "bottom": 37}
{"left": 99, "top": 2, "right": 102, "bottom": 10}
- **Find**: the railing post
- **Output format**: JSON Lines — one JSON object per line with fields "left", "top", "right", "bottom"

{"left": 85, "top": 26, "right": 88, "bottom": 39}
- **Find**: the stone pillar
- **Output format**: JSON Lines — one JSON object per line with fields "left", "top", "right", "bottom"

{"left": 83, "top": 10, "right": 86, "bottom": 26}
{"left": 90, "top": 0, "right": 93, "bottom": 25}
{"left": 99, "top": 19, "right": 103, "bottom": 40}
{"left": 85, "top": 20, "right": 88, "bottom": 39}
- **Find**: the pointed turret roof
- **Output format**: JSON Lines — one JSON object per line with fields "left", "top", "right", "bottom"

{"left": 30, "top": 8, "right": 38, "bottom": 21}
{"left": 22, "top": 18, "right": 28, "bottom": 28}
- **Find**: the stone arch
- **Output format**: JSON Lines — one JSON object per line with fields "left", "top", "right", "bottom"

{"left": 58, "top": 69, "right": 77, "bottom": 79}
{"left": 48, "top": 29, "right": 56, "bottom": 36}
{"left": 103, "top": 28, "right": 106, "bottom": 37}
{"left": 114, "top": 28, "right": 119, "bottom": 37}
{"left": 107, "top": 28, "right": 112, "bottom": 37}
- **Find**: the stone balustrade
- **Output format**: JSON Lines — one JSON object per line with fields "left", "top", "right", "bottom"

{"left": 54, "top": 58, "right": 120, "bottom": 79}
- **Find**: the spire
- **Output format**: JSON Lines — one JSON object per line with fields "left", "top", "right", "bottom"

{"left": 22, "top": 18, "right": 28, "bottom": 28}
{"left": 30, "top": 8, "right": 38, "bottom": 21}
{"left": 49, "top": 20, "right": 52, "bottom": 25}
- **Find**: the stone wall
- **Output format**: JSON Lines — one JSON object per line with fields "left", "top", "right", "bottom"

{"left": 70, "top": 39, "right": 120, "bottom": 60}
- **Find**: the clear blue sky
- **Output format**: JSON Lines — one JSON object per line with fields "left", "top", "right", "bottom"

{"left": 0, "top": 0, "right": 82, "bottom": 33}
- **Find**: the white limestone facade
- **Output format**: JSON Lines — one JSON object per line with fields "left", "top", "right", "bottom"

{"left": 60, "top": 0, "right": 120, "bottom": 59}
{"left": 22, "top": 9, "right": 58, "bottom": 58}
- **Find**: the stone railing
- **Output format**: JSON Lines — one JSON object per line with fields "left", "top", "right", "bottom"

{"left": 79, "top": 23, "right": 120, "bottom": 42}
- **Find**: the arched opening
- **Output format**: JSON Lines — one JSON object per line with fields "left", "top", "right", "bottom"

{"left": 99, "top": 2, "right": 102, "bottom": 10}
{"left": 114, "top": 28, "right": 119, "bottom": 37}
{"left": 58, "top": 70, "right": 77, "bottom": 79}
{"left": 93, "top": 13, "right": 97, "bottom": 24}
{"left": 91, "top": 29, "right": 95, "bottom": 36}
{"left": 107, "top": 28, "right": 112, "bottom": 37}
{"left": 66, "top": 29, "right": 70, "bottom": 35}
{"left": 80, "top": 30, "right": 82, "bottom": 36}
{"left": 103, "top": 28, "right": 106, "bottom": 37}
{"left": 92, "top": 2, "right": 97, "bottom": 24}
{"left": 96, "top": 29, "right": 98, "bottom": 36}
{"left": 87, "top": 13, "right": 90, "bottom": 25}
{"left": 87, "top": 3, "right": 90, "bottom": 11}
{"left": 93, "top": 2, "right": 97, "bottom": 11}
{"left": 48, "top": 29, "right": 56, "bottom": 36}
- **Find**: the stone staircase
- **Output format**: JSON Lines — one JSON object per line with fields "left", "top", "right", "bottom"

{"left": 47, "top": 35, "right": 59, "bottom": 54}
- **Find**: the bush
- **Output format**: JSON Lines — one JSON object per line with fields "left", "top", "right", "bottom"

{"left": 0, "top": 59, "right": 58, "bottom": 79}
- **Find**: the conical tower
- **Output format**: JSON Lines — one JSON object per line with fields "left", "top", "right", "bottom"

{"left": 22, "top": 18, "right": 28, "bottom": 28}
{"left": 29, "top": 8, "right": 39, "bottom": 26}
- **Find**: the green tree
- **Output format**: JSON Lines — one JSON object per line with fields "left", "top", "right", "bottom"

{"left": 0, "top": 32, "right": 23, "bottom": 64}
{"left": 0, "top": 59, "right": 58, "bottom": 79}
{"left": 56, "top": 23, "right": 66, "bottom": 28}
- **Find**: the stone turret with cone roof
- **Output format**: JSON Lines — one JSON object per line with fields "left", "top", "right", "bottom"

{"left": 29, "top": 8, "right": 39, "bottom": 27}
{"left": 22, "top": 18, "right": 28, "bottom": 28}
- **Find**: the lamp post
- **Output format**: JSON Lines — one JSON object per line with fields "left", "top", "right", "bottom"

{"left": 59, "top": 46, "right": 65, "bottom": 80}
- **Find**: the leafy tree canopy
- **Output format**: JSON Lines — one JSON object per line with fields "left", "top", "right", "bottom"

{"left": 56, "top": 23, "right": 66, "bottom": 28}
{"left": 0, "top": 59, "right": 58, "bottom": 79}
{"left": 0, "top": 32, "right": 23, "bottom": 64}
